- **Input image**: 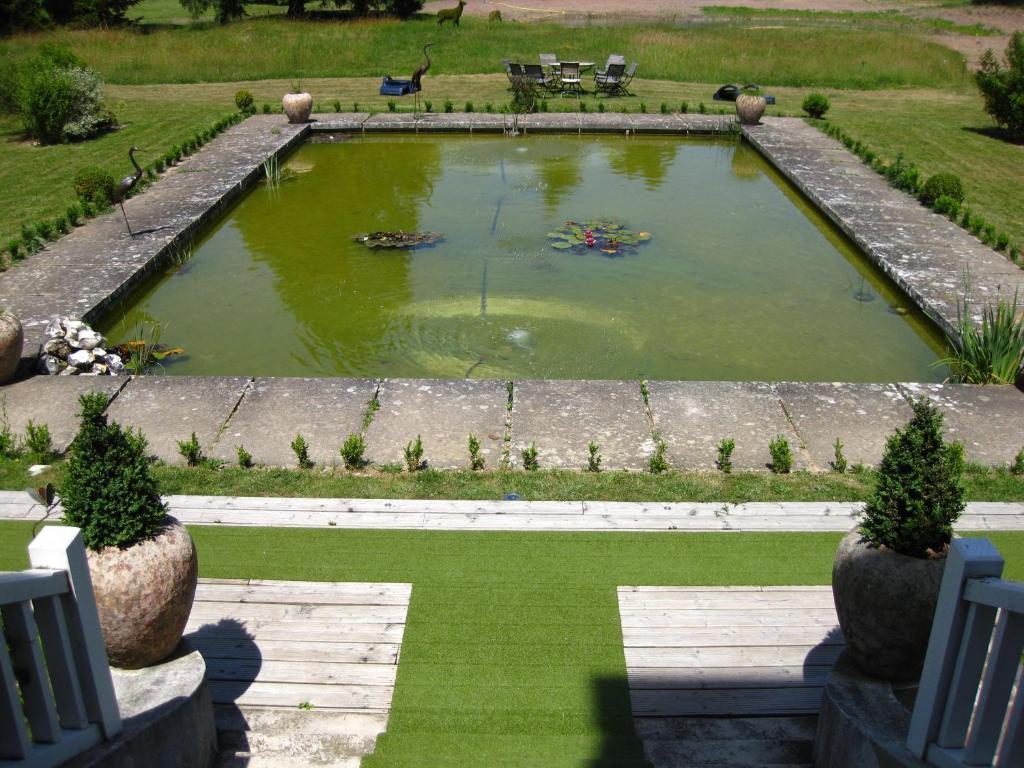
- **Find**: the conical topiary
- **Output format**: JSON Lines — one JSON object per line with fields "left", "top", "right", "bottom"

{"left": 61, "top": 392, "right": 167, "bottom": 551}
{"left": 859, "top": 396, "right": 965, "bottom": 558}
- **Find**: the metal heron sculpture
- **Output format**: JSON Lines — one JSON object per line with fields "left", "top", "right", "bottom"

{"left": 113, "top": 146, "right": 143, "bottom": 237}
{"left": 411, "top": 43, "right": 433, "bottom": 115}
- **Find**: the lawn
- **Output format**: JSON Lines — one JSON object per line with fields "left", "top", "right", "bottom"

{"left": 2, "top": 520, "right": 1022, "bottom": 766}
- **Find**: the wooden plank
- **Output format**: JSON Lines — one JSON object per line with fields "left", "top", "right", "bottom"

{"left": 194, "top": 583, "right": 412, "bottom": 606}
{"left": 0, "top": 634, "right": 31, "bottom": 758}
{"left": 617, "top": 609, "right": 839, "bottom": 629}
{"left": 167, "top": 495, "right": 585, "bottom": 516}
{"left": 32, "top": 594, "right": 89, "bottom": 729}
{"left": 630, "top": 687, "right": 826, "bottom": 716}
{"left": 207, "top": 680, "right": 393, "bottom": 711}
{"left": 1, "top": 601, "right": 61, "bottom": 743}
{"left": 186, "top": 602, "right": 408, "bottom": 623}
{"left": 209, "top": 579, "right": 412, "bottom": 596}
{"left": 0, "top": 570, "right": 68, "bottom": 604}
{"left": 618, "top": 586, "right": 833, "bottom": 593}
{"left": 621, "top": 626, "right": 843, "bottom": 648}
{"left": 185, "top": 619, "right": 406, "bottom": 645}
{"left": 624, "top": 644, "right": 845, "bottom": 669}
{"left": 617, "top": 592, "right": 837, "bottom": 610}
{"left": 170, "top": 510, "right": 429, "bottom": 529}
{"left": 203, "top": 658, "right": 397, "bottom": 687}
{"left": 628, "top": 665, "right": 834, "bottom": 690}
{"left": 188, "top": 636, "right": 404, "bottom": 664}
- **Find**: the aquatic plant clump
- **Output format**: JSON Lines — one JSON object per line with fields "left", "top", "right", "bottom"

{"left": 546, "top": 220, "right": 651, "bottom": 258}
{"left": 354, "top": 231, "right": 444, "bottom": 249}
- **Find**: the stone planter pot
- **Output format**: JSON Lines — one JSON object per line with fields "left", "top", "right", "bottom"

{"left": 832, "top": 530, "right": 946, "bottom": 682}
{"left": 0, "top": 311, "right": 23, "bottom": 384}
{"left": 88, "top": 517, "right": 198, "bottom": 669}
{"left": 735, "top": 93, "right": 767, "bottom": 126}
{"left": 282, "top": 92, "right": 313, "bottom": 124}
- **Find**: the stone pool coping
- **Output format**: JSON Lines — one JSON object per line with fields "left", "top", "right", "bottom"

{"left": 1, "top": 112, "right": 1022, "bottom": 471}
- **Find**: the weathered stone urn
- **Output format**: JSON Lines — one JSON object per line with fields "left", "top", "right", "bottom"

{"left": 88, "top": 517, "right": 198, "bottom": 669}
{"left": 832, "top": 530, "right": 946, "bottom": 682}
{"left": 0, "top": 310, "right": 24, "bottom": 384}
{"left": 282, "top": 92, "right": 313, "bottom": 124}
{"left": 735, "top": 93, "right": 767, "bottom": 126}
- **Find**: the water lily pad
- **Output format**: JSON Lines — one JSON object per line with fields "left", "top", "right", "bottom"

{"left": 547, "top": 218, "right": 652, "bottom": 257}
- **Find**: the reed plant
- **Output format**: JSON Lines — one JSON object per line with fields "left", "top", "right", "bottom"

{"left": 941, "top": 290, "right": 1024, "bottom": 385}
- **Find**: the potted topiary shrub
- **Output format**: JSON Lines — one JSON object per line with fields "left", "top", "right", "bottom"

{"left": 60, "top": 392, "right": 198, "bottom": 669}
{"left": 0, "top": 308, "right": 23, "bottom": 384}
{"left": 735, "top": 86, "right": 767, "bottom": 126}
{"left": 832, "top": 397, "right": 965, "bottom": 681}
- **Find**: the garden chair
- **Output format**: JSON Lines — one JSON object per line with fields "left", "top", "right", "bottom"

{"left": 539, "top": 53, "right": 558, "bottom": 74}
{"left": 558, "top": 62, "right": 583, "bottom": 98}
{"left": 523, "top": 63, "right": 556, "bottom": 93}
{"left": 616, "top": 62, "right": 638, "bottom": 96}
{"left": 506, "top": 62, "right": 526, "bottom": 90}
{"left": 596, "top": 54, "right": 626, "bottom": 78}
{"left": 594, "top": 62, "right": 627, "bottom": 97}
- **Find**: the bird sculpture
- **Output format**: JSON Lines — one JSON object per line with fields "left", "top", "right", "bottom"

{"left": 113, "top": 146, "right": 143, "bottom": 237}
{"left": 411, "top": 43, "right": 433, "bottom": 116}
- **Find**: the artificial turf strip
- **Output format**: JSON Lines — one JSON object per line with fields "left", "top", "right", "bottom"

{"left": 2, "top": 523, "right": 1023, "bottom": 767}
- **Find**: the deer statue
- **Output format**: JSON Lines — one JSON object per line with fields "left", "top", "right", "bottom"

{"left": 437, "top": 0, "right": 466, "bottom": 26}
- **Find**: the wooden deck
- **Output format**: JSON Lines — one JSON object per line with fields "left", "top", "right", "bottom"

{"left": 184, "top": 578, "right": 411, "bottom": 766}
{"left": 3, "top": 491, "right": 1024, "bottom": 532}
{"left": 618, "top": 586, "right": 843, "bottom": 717}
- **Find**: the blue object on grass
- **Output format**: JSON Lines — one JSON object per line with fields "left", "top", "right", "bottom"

{"left": 380, "top": 76, "right": 419, "bottom": 96}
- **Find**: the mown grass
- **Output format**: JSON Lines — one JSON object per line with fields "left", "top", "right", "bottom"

{"left": 5, "top": 455, "right": 1024, "bottom": 502}
{"left": 0, "top": 18, "right": 967, "bottom": 89}
{"left": 701, "top": 5, "right": 997, "bottom": 35}
{"left": 1, "top": 519, "right": 1021, "bottom": 767}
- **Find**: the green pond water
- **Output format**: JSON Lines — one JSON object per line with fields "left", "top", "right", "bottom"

{"left": 101, "top": 135, "right": 949, "bottom": 381}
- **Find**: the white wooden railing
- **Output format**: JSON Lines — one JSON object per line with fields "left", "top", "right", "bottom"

{"left": 0, "top": 527, "right": 121, "bottom": 767}
{"left": 907, "top": 538, "right": 1023, "bottom": 767}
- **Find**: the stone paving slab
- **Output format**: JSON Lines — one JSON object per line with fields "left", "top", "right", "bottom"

{"left": 776, "top": 383, "right": 913, "bottom": 470}
{"left": 210, "top": 377, "right": 378, "bottom": 468}
{"left": 106, "top": 376, "right": 251, "bottom": 464}
{"left": 365, "top": 378, "right": 508, "bottom": 470}
{"left": 647, "top": 381, "right": 804, "bottom": 471}
{"left": 899, "top": 383, "right": 1024, "bottom": 465}
{"left": 0, "top": 376, "right": 127, "bottom": 453}
{"left": 743, "top": 118, "right": 1024, "bottom": 341}
{"left": 510, "top": 379, "right": 653, "bottom": 470}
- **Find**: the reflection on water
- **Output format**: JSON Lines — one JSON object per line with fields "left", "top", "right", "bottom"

{"left": 100, "top": 135, "right": 948, "bottom": 381}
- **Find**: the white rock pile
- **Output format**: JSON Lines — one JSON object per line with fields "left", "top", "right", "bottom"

{"left": 38, "top": 317, "right": 125, "bottom": 376}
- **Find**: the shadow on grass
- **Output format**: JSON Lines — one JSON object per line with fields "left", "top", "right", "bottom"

{"left": 962, "top": 125, "right": 1024, "bottom": 146}
{"left": 591, "top": 674, "right": 653, "bottom": 767}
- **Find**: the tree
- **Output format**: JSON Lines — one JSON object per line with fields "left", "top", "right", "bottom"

{"left": 976, "top": 31, "right": 1024, "bottom": 140}
{"left": 0, "top": 0, "right": 49, "bottom": 36}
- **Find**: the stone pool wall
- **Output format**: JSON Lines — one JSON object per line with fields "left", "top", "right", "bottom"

{"left": 0, "top": 112, "right": 1021, "bottom": 471}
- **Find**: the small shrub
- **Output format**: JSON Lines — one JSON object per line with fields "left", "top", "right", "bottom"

{"left": 61, "top": 392, "right": 167, "bottom": 551}
{"left": 67, "top": 203, "right": 83, "bottom": 225}
{"left": 639, "top": 102, "right": 647, "bottom": 113}
{"left": 444, "top": 99, "right": 454, "bottom": 113}
{"left": 1012, "top": 447, "right": 1024, "bottom": 475}
{"left": 468, "top": 434, "right": 485, "bottom": 471}
{"left": 154, "top": 157, "right": 165, "bottom": 173}
{"left": 942, "top": 291, "right": 1024, "bottom": 384}
{"left": 404, "top": 435, "right": 424, "bottom": 472}
{"left": 236, "top": 445, "right": 253, "bottom": 469}
{"left": 18, "top": 55, "right": 111, "bottom": 144}
{"left": 291, "top": 433, "right": 313, "bottom": 469}
{"left": 521, "top": 443, "right": 539, "bottom": 471}
{"left": 831, "top": 437, "right": 848, "bottom": 473}
{"left": 802, "top": 92, "right": 830, "bottom": 119}
{"left": 387, "top": 99, "right": 397, "bottom": 112}
{"left": 484, "top": 102, "right": 493, "bottom": 113}
{"left": 578, "top": 101, "right": 587, "bottom": 113}
{"left": 263, "top": 103, "right": 272, "bottom": 114}
{"left": 698, "top": 102, "right": 706, "bottom": 114}
{"left": 587, "top": 441, "right": 602, "bottom": 473}
{"left": 6, "top": 240, "right": 20, "bottom": 261}
{"left": 995, "top": 232, "right": 1011, "bottom": 252}
{"left": 234, "top": 89, "right": 255, "bottom": 115}
{"left": 975, "top": 32, "right": 1024, "bottom": 141}
{"left": 768, "top": 435, "right": 793, "bottom": 473}
{"left": 54, "top": 214, "right": 69, "bottom": 235}
{"left": 464, "top": 101, "right": 474, "bottom": 113}
{"left": 597, "top": 101, "right": 606, "bottom": 113}
{"left": 680, "top": 101, "right": 688, "bottom": 113}
{"left": 659, "top": 102, "right": 669, "bottom": 115}
{"left": 932, "top": 194, "right": 961, "bottom": 220}
{"left": 920, "top": 172, "right": 964, "bottom": 207}
{"left": 1011, "top": 245, "right": 1021, "bottom": 262}
{"left": 35, "top": 221, "right": 54, "bottom": 241}
{"left": 716, "top": 438, "right": 735, "bottom": 474}
{"left": 0, "top": 404, "right": 21, "bottom": 458}
{"left": 73, "top": 166, "right": 115, "bottom": 206}
{"left": 82, "top": 201, "right": 96, "bottom": 218}
{"left": 332, "top": 99, "right": 341, "bottom": 112}
{"left": 341, "top": 433, "right": 366, "bottom": 469}
{"left": 649, "top": 436, "right": 669, "bottom": 474}
{"left": 177, "top": 431, "right": 203, "bottom": 467}
{"left": 424, "top": 100, "right": 433, "bottom": 112}
{"left": 983, "top": 223, "right": 997, "bottom": 245}
{"left": 540, "top": 99, "right": 549, "bottom": 112}
{"left": 860, "top": 397, "right": 965, "bottom": 558}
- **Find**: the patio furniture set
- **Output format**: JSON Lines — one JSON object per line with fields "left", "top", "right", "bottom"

{"left": 503, "top": 54, "right": 638, "bottom": 98}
